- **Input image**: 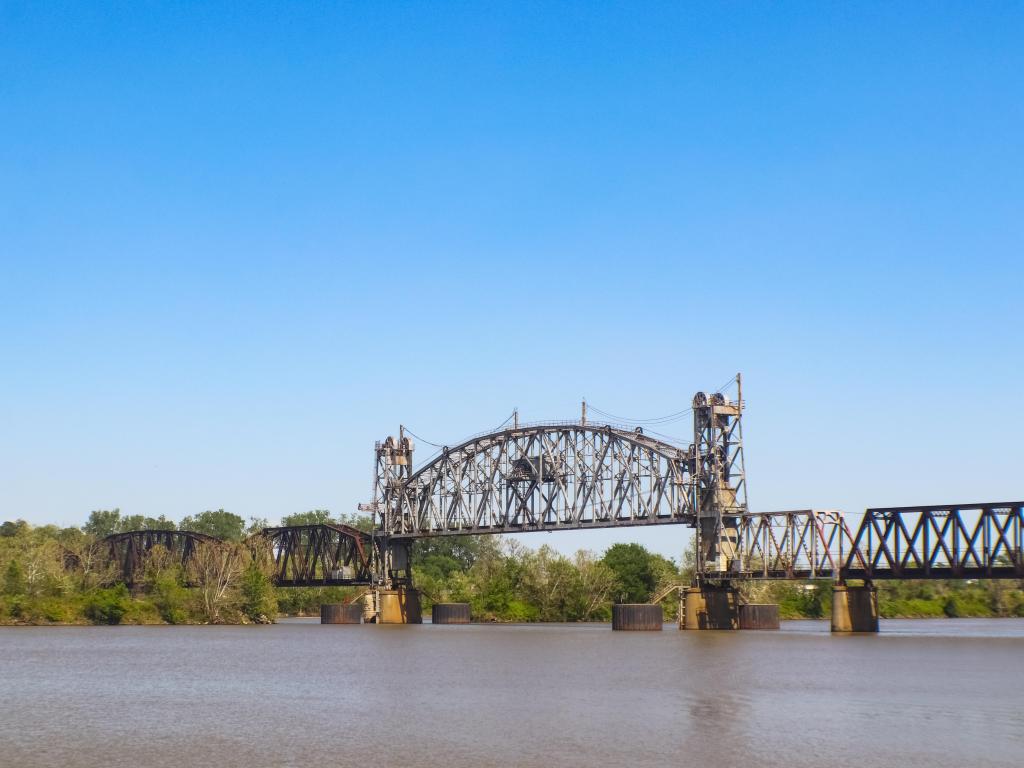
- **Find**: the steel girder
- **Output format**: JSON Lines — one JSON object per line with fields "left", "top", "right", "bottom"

{"left": 722, "top": 509, "right": 856, "bottom": 580}
{"left": 260, "top": 523, "right": 377, "bottom": 586}
{"left": 102, "top": 529, "right": 219, "bottom": 586}
{"left": 842, "top": 502, "right": 1024, "bottom": 580}
{"left": 379, "top": 424, "right": 695, "bottom": 538}
{"left": 720, "top": 503, "right": 1024, "bottom": 581}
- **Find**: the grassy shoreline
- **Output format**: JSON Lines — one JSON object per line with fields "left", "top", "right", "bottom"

{"left": 4, "top": 513, "right": 1022, "bottom": 626}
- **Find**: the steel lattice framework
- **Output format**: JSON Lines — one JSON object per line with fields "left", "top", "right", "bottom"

{"left": 261, "top": 523, "right": 377, "bottom": 586}
{"left": 842, "top": 502, "right": 1024, "bottom": 580}
{"left": 376, "top": 424, "right": 696, "bottom": 539}
{"left": 91, "top": 379, "right": 1022, "bottom": 592}
{"left": 102, "top": 529, "right": 219, "bottom": 586}
{"left": 722, "top": 503, "right": 1024, "bottom": 581}
{"left": 727, "top": 509, "right": 858, "bottom": 580}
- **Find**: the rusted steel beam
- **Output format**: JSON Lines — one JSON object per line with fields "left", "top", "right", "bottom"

{"left": 101, "top": 530, "right": 220, "bottom": 586}
{"left": 258, "top": 524, "right": 377, "bottom": 587}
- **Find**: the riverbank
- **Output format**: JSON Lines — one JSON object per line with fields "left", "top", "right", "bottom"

{"left": 4, "top": 597, "right": 1023, "bottom": 626}
{"left": 4, "top": 515, "right": 1022, "bottom": 626}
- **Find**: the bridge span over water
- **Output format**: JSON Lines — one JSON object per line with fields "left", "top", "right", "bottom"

{"left": 101, "top": 501, "right": 1024, "bottom": 588}
{"left": 98, "top": 377, "right": 1022, "bottom": 629}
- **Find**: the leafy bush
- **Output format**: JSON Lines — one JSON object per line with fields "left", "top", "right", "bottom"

{"left": 240, "top": 562, "right": 277, "bottom": 622}
{"left": 151, "top": 577, "right": 190, "bottom": 624}
{"left": 3, "top": 560, "right": 26, "bottom": 596}
{"left": 505, "top": 599, "right": 540, "bottom": 622}
{"left": 84, "top": 585, "right": 131, "bottom": 625}
{"left": 39, "top": 598, "right": 73, "bottom": 623}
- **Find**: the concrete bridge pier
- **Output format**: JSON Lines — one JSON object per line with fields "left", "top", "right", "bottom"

{"left": 682, "top": 585, "right": 739, "bottom": 630}
{"left": 831, "top": 584, "right": 879, "bottom": 633}
{"left": 364, "top": 587, "right": 423, "bottom": 624}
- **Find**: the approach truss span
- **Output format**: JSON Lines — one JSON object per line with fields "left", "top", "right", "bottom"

{"left": 381, "top": 424, "right": 696, "bottom": 538}
{"left": 260, "top": 523, "right": 377, "bottom": 586}
{"left": 101, "top": 529, "right": 220, "bottom": 587}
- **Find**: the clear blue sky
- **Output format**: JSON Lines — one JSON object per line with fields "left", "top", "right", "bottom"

{"left": 2, "top": 2, "right": 1021, "bottom": 559}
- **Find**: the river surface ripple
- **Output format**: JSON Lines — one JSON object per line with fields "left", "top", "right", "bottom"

{"left": 1, "top": 618, "right": 1022, "bottom": 768}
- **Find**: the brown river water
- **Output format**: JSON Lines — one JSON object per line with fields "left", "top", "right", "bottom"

{"left": 1, "top": 619, "right": 1021, "bottom": 768}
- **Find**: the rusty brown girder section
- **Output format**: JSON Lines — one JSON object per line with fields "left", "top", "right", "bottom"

{"left": 260, "top": 523, "right": 377, "bottom": 586}
{"left": 100, "top": 524, "right": 380, "bottom": 588}
{"left": 102, "top": 529, "right": 220, "bottom": 586}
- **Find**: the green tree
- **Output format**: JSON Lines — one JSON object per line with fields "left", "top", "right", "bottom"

{"left": 337, "top": 512, "right": 374, "bottom": 532}
{"left": 84, "top": 584, "right": 131, "bottom": 625}
{"left": 0, "top": 520, "right": 29, "bottom": 538}
{"left": 415, "top": 536, "right": 487, "bottom": 579}
{"left": 567, "top": 550, "right": 617, "bottom": 621}
{"left": 119, "top": 514, "right": 177, "bottom": 532}
{"left": 4, "top": 560, "right": 26, "bottom": 596}
{"left": 188, "top": 541, "right": 245, "bottom": 621}
{"left": 180, "top": 509, "right": 246, "bottom": 541}
{"left": 240, "top": 561, "right": 277, "bottom": 623}
{"left": 143, "top": 544, "right": 190, "bottom": 624}
{"left": 467, "top": 540, "right": 529, "bottom": 620}
{"left": 602, "top": 543, "right": 659, "bottom": 603}
{"left": 246, "top": 516, "right": 270, "bottom": 536}
{"left": 83, "top": 509, "right": 122, "bottom": 538}
{"left": 521, "top": 545, "right": 576, "bottom": 621}
{"left": 280, "top": 509, "right": 335, "bottom": 527}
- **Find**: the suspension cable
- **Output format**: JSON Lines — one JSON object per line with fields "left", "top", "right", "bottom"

{"left": 586, "top": 404, "right": 693, "bottom": 425}
{"left": 403, "top": 410, "right": 517, "bottom": 451}
{"left": 714, "top": 374, "right": 739, "bottom": 394}
{"left": 400, "top": 427, "right": 445, "bottom": 449}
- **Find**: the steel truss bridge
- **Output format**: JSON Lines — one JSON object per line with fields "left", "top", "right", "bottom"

{"left": 100, "top": 529, "right": 220, "bottom": 587}
{"left": 93, "top": 379, "right": 1022, "bottom": 588}
{"left": 722, "top": 503, "right": 1023, "bottom": 582}
{"left": 99, "top": 524, "right": 381, "bottom": 588}
{"left": 378, "top": 422, "right": 697, "bottom": 537}
{"left": 99, "top": 500, "right": 1024, "bottom": 588}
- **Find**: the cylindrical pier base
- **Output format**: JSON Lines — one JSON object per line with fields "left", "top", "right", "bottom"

{"left": 683, "top": 587, "right": 705, "bottom": 630}
{"left": 321, "top": 603, "right": 363, "bottom": 624}
{"left": 432, "top": 603, "right": 471, "bottom": 624}
{"left": 612, "top": 603, "right": 663, "bottom": 630}
{"left": 831, "top": 585, "right": 879, "bottom": 633}
{"left": 377, "top": 588, "right": 423, "bottom": 624}
{"left": 738, "top": 604, "right": 780, "bottom": 630}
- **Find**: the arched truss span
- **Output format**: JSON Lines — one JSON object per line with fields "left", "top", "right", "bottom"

{"left": 102, "top": 530, "right": 220, "bottom": 586}
{"left": 383, "top": 424, "right": 696, "bottom": 538}
{"left": 260, "top": 523, "right": 377, "bottom": 586}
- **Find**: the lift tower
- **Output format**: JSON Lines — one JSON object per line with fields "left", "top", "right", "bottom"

{"left": 363, "top": 428, "right": 421, "bottom": 623}
{"left": 691, "top": 374, "right": 748, "bottom": 577}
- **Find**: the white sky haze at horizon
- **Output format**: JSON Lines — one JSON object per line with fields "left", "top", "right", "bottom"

{"left": 1, "top": 2, "right": 1021, "bottom": 559}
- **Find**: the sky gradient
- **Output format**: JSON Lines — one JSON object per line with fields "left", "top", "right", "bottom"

{"left": 2, "top": 2, "right": 1022, "bottom": 558}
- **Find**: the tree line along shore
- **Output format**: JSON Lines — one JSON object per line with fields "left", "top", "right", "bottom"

{"left": 2, "top": 509, "right": 1022, "bottom": 625}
